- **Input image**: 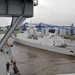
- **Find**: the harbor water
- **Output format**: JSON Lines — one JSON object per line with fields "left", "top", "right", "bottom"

{"left": 0, "top": 38, "right": 75, "bottom": 75}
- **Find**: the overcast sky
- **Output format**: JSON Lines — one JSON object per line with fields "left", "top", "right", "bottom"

{"left": 26, "top": 0, "right": 75, "bottom": 26}
{"left": 0, "top": 0, "right": 75, "bottom": 27}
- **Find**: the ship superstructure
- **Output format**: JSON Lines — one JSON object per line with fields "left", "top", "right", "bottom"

{"left": 14, "top": 26, "right": 75, "bottom": 56}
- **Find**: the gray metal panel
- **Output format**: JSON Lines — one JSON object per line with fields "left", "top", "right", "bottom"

{"left": 0, "top": 0, "right": 6, "bottom": 14}
{"left": 24, "top": 1, "right": 33, "bottom": 17}
{"left": 0, "top": 0, "right": 33, "bottom": 17}
{"left": 8, "top": 0, "right": 22, "bottom": 15}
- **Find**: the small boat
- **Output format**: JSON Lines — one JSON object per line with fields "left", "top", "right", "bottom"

{"left": 13, "top": 26, "right": 75, "bottom": 56}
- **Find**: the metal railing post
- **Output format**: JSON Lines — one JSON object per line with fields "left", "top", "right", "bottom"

{"left": 0, "top": 16, "right": 26, "bottom": 50}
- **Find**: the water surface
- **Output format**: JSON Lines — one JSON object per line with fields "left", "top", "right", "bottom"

{"left": 11, "top": 40, "right": 75, "bottom": 75}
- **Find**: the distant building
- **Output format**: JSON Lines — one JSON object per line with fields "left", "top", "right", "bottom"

{"left": 20, "top": 22, "right": 75, "bottom": 36}
{"left": 74, "top": 27, "right": 75, "bottom": 35}
{"left": 0, "top": 27, "right": 7, "bottom": 31}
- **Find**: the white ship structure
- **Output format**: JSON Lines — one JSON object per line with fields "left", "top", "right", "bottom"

{"left": 14, "top": 26, "right": 75, "bottom": 56}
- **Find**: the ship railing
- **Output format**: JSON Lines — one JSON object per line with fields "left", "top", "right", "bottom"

{"left": 0, "top": 42, "right": 20, "bottom": 75}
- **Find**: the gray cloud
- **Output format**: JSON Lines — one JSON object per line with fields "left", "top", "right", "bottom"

{"left": 26, "top": 0, "right": 75, "bottom": 26}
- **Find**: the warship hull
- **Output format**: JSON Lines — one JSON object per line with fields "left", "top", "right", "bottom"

{"left": 14, "top": 36, "right": 75, "bottom": 56}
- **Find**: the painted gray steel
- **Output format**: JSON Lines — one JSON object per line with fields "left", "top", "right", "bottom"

{"left": 0, "top": 0, "right": 33, "bottom": 17}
